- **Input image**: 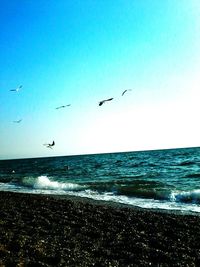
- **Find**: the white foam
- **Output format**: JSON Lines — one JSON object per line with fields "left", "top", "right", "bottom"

{"left": 170, "top": 189, "right": 200, "bottom": 203}
{"left": 33, "top": 175, "right": 81, "bottom": 191}
{"left": 1, "top": 179, "right": 200, "bottom": 214}
{"left": 65, "top": 190, "right": 200, "bottom": 214}
{"left": 0, "top": 182, "right": 22, "bottom": 191}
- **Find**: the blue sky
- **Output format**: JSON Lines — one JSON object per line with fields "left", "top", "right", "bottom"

{"left": 1, "top": 0, "right": 200, "bottom": 159}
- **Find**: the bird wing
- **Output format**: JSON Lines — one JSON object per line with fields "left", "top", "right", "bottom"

{"left": 99, "top": 98, "right": 113, "bottom": 106}
{"left": 63, "top": 104, "right": 71, "bottom": 108}
{"left": 122, "top": 89, "right": 132, "bottom": 96}
{"left": 122, "top": 90, "right": 127, "bottom": 96}
{"left": 56, "top": 105, "right": 70, "bottom": 109}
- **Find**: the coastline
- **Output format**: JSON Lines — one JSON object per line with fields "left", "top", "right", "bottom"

{"left": 0, "top": 191, "right": 200, "bottom": 266}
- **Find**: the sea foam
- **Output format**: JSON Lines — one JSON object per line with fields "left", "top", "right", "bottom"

{"left": 170, "top": 189, "right": 200, "bottom": 204}
{"left": 22, "top": 175, "right": 81, "bottom": 191}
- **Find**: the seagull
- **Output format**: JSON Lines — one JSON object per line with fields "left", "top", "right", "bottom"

{"left": 43, "top": 141, "right": 55, "bottom": 149}
{"left": 55, "top": 104, "right": 71, "bottom": 109}
{"left": 13, "top": 119, "right": 22, "bottom": 123}
{"left": 10, "top": 85, "right": 22, "bottom": 92}
{"left": 122, "top": 89, "right": 132, "bottom": 96}
{"left": 99, "top": 98, "right": 114, "bottom": 106}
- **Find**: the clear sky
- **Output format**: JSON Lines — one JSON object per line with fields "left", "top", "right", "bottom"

{"left": 1, "top": 0, "right": 200, "bottom": 159}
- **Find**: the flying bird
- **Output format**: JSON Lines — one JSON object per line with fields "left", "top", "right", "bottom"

{"left": 122, "top": 89, "right": 132, "bottom": 96}
{"left": 13, "top": 119, "right": 22, "bottom": 123}
{"left": 99, "top": 98, "right": 114, "bottom": 106}
{"left": 10, "top": 85, "right": 22, "bottom": 92}
{"left": 55, "top": 104, "right": 71, "bottom": 109}
{"left": 43, "top": 141, "right": 55, "bottom": 149}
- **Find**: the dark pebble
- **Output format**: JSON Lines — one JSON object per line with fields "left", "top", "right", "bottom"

{"left": 0, "top": 191, "right": 200, "bottom": 266}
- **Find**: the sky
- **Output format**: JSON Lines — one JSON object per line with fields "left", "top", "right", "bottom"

{"left": 1, "top": 0, "right": 200, "bottom": 159}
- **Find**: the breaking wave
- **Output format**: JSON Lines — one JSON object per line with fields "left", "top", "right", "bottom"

{"left": 170, "top": 189, "right": 200, "bottom": 204}
{"left": 18, "top": 175, "right": 82, "bottom": 191}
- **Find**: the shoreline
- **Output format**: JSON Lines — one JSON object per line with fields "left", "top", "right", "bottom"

{"left": 1, "top": 191, "right": 200, "bottom": 266}
{"left": 2, "top": 190, "right": 199, "bottom": 216}
{"left": 50, "top": 193, "right": 200, "bottom": 217}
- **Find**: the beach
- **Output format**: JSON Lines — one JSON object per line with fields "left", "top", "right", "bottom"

{"left": 0, "top": 192, "right": 200, "bottom": 266}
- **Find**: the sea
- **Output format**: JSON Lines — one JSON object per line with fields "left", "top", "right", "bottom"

{"left": 1, "top": 147, "right": 200, "bottom": 214}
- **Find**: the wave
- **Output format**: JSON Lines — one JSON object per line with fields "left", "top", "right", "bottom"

{"left": 85, "top": 179, "right": 171, "bottom": 200}
{"left": 66, "top": 190, "right": 200, "bottom": 214}
{"left": 2, "top": 176, "right": 200, "bottom": 206}
{"left": 170, "top": 189, "right": 200, "bottom": 204}
{"left": 1, "top": 176, "right": 200, "bottom": 214}
{"left": 86, "top": 180, "right": 200, "bottom": 205}
{"left": 18, "top": 175, "right": 82, "bottom": 191}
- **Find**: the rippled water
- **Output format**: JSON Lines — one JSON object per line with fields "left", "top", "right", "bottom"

{"left": 1, "top": 147, "right": 200, "bottom": 214}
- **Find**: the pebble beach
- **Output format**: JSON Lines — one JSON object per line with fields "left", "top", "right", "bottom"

{"left": 0, "top": 191, "right": 200, "bottom": 266}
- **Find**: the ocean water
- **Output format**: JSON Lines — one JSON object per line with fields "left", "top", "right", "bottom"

{"left": 1, "top": 147, "right": 200, "bottom": 214}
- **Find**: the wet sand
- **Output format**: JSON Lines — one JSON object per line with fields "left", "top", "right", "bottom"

{"left": 0, "top": 191, "right": 200, "bottom": 266}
